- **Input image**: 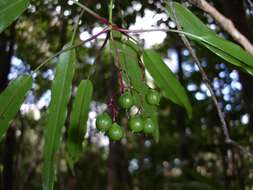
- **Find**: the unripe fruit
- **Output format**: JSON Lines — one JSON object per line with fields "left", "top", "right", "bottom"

{"left": 119, "top": 92, "right": 134, "bottom": 109}
{"left": 108, "top": 123, "right": 124, "bottom": 141}
{"left": 146, "top": 89, "right": 160, "bottom": 106}
{"left": 96, "top": 112, "right": 112, "bottom": 132}
{"left": 129, "top": 116, "right": 143, "bottom": 132}
{"left": 143, "top": 118, "right": 156, "bottom": 134}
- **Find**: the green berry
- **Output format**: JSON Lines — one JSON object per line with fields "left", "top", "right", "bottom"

{"left": 146, "top": 89, "right": 160, "bottom": 106}
{"left": 108, "top": 123, "right": 124, "bottom": 141}
{"left": 143, "top": 118, "right": 156, "bottom": 134}
{"left": 129, "top": 116, "right": 143, "bottom": 132}
{"left": 119, "top": 92, "right": 134, "bottom": 109}
{"left": 96, "top": 112, "right": 112, "bottom": 132}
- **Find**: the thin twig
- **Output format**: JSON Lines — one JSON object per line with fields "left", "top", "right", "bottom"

{"left": 33, "top": 27, "right": 110, "bottom": 73}
{"left": 74, "top": 1, "right": 110, "bottom": 25}
{"left": 118, "top": 27, "right": 205, "bottom": 40}
{"left": 230, "top": 140, "right": 253, "bottom": 158}
{"left": 70, "top": 9, "right": 85, "bottom": 44}
{"left": 246, "top": 0, "right": 253, "bottom": 8}
{"left": 168, "top": 0, "right": 253, "bottom": 158}
{"left": 109, "top": 0, "right": 114, "bottom": 23}
{"left": 87, "top": 32, "right": 110, "bottom": 79}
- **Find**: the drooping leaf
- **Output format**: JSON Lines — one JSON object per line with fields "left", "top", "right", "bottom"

{"left": 0, "top": 75, "right": 32, "bottom": 140}
{"left": 42, "top": 44, "right": 76, "bottom": 190}
{"left": 143, "top": 49, "right": 192, "bottom": 118}
{"left": 0, "top": 0, "right": 29, "bottom": 33}
{"left": 67, "top": 80, "right": 93, "bottom": 170}
{"left": 201, "top": 42, "right": 253, "bottom": 75}
{"left": 111, "top": 36, "right": 159, "bottom": 141}
{"left": 166, "top": 2, "right": 253, "bottom": 75}
{"left": 200, "top": 35, "right": 253, "bottom": 69}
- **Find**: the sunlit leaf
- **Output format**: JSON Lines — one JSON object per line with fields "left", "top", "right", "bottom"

{"left": 166, "top": 2, "right": 253, "bottom": 75}
{"left": 0, "top": 75, "right": 32, "bottom": 140}
{"left": 67, "top": 80, "right": 93, "bottom": 170}
{"left": 42, "top": 44, "right": 76, "bottom": 190}
{"left": 0, "top": 0, "right": 29, "bottom": 33}
{"left": 143, "top": 49, "right": 192, "bottom": 118}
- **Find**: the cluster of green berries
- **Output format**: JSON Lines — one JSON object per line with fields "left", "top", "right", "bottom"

{"left": 96, "top": 89, "right": 160, "bottom": 141}
{"left": 96, "top": 113, "right": 123, "bottom": 141}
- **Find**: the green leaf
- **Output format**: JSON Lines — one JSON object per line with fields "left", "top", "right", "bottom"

{"left": 0, "top": 75, "right": 32, "bottom": 140}
{"left": 111, "top": 38, "right": 159, "bottom": 141}
{"left": 200, "top": 35, "right": 253, "bottom": 70}
{"left": 166, "top": 2, "right": 253, "bottom": 75}
{"left": 42, "top": 44, "right": 76, "bottom": 190}
{"left": 0, "top": 0, "right": 29, "bottom": 33}
{"left": 167, "top": 2, "right": 214, "bottom": 37}
{"left": 200, "top": 41, "right": 253, "bottom": 75}
{"left": 67, "top": 80, "right": 93, "bottom": 170}
{"left": 143, "top": 49, "right": 192, "bottom": 118}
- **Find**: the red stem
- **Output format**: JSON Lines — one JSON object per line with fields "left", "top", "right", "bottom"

{"left": 107, "top": 95, "right": 118, "bottom": 122}
{"left": 115, "top": 49, "right": 125, "bottom": 93}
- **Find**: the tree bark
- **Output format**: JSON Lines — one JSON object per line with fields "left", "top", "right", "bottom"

{"left": 107, "top": 59, "right": 132, "bottom": 190}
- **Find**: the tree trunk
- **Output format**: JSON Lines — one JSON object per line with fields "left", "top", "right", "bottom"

{"left": 107, "top": 58, "right": 132, "bottom": 190}
{"left": 107, "top": 141, "right": 132, "bottom": 190}
{"left": 176, "top": 47, "right": 191, "bottom": 161}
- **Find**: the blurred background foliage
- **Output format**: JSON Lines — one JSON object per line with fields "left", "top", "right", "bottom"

{"left": 0, "top": 0, "right": 253, "bottom": 189}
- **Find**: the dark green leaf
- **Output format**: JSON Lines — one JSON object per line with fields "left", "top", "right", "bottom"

{"left": 143, "top": 49, "right": 192, "bottom": 118}
{"left": 0, "top": 75, "right": 32, "bottom": 140}
{"left": 166, "top": 2, "right": 253, "bottom": 75}
{"left": 200, "top": 35, "right": 253, "bottom": 71}
{"left": 42, "top": 44, "right": 76, "bottom": 190}
{"left": 200, "top": 42, "right": 253, "bottom": 75}
{"left": 0, "top": 0, "right": 29, "bottom": 33}
{"left": 67, "top": 79, "right": 93, "bottom": 170}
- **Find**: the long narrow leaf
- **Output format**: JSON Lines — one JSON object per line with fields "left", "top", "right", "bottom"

{"left": 200, "top": 42, "right": 253, "bottom": 75}
{"left": 67, "top": 80, "right": 93, "bottom": 170}
{"left": 0, "top": 0, "right": 29, "bottom": 33}
{"left": 0, "top": 75, "right": 32, "bottom": 140}
{"left": 143, "top": 49, "right": 192, "bottom": 118}
{"left": 42, "top": 44, "right": 76, "bottom": 190}
{"left": 166, "top": 2, "right": 253, "bottom": 75}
